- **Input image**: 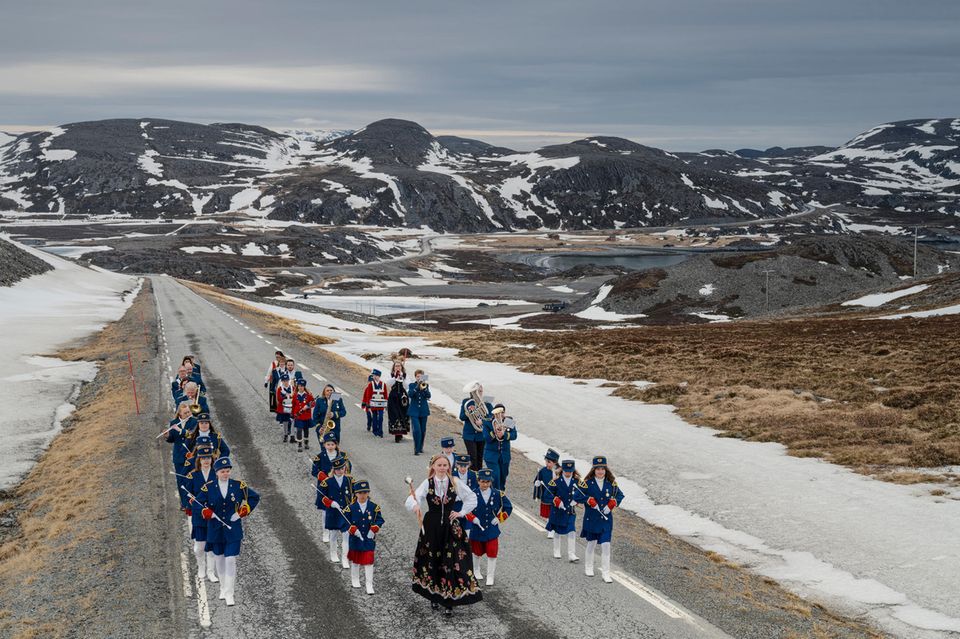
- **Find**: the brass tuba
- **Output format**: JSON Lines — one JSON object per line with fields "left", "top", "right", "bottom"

{"left": 190, "top": 402, "right": 202, "bottom": 416}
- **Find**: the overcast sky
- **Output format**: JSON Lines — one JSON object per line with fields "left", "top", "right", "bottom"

{"left": 0, "top": 0, "right": 956, "bottom": 150}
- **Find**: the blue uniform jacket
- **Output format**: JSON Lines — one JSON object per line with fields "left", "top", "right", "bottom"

{"left": 468, "top": 488, "right": 512, "bottom": 542}
{"left": 546, "top": 475, "right": 578, "bottom": 534}
{"left": 345, "top": 500, "right": 385, "bottom": 552}
{"left": 320, "top": 475, "right": 354, "bottom": 531}
{"left": 174, "top": 394, "right": 210, "bottom": 415}
{"left": 534, "top": 466, "right": 557, "bottom": 504}
{"left": 406, "top": 382, "right": 431, "bottom": 417}
{"left": 184, "top": 430, "right": 230, "bottom": 468}
{"left": 453, "top": 468, "right": 479, "bottom": 491}
{"left": 310, "top": 451, "right": 350, "bottom": 508}
{"left": 459, "top": 398, "right": 493, "bottom": 442}
{"left": 199, "top": 478, "right": 260, "bottom": 545}
{"left": 482, "top": 421, "right": 517, "bottom": 462}
{"left": 166, "top": 416, "right": 198, "bottom": 470}
{"left": 573, "top": 477, "right": 624, "bottom": 536}
{"left": 312, "top": 397, "right": 347, "bottom": 439}
{"left": 182, "top": 467, "right": 216, "bottom": 538}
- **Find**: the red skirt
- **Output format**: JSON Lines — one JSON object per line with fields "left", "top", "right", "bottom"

{"left": 347, "top": 550, "right": 375, "bottom": 565}
{"left": 539, "top": 503, "right": 551, "bottom": 519}
{"left": 469, "top": 538, "right": 499, "bottom": 558}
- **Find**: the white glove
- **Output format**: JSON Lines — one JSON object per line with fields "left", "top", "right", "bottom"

{"left": 230, "top": 513, "right": 241, "bottom": 522}
{"left": 331, "top": 501, "right": 341, "bottom": 511}
{"left": 534, "top": 479, "right": 542, "bottom": 488}
{"left": 367, "top": 531, "right": 375, "bottom": 539}
{"left": 602, "top": 506, "right": 611, "bottom": 515}
{"left": 490, "top": 518, "right": 499, "bottom": 527}
{"left": 353, "top": 530, "right": 363, "bottom": 539}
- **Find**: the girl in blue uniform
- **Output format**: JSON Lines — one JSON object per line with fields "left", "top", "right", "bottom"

{"left": 466, "top": 468, "right": 512, "bottom": 586}
{"left": 310, "top": 432, "right": 351, "bottom": 542}
{"left": 573, "top": 456, "right": 624, "bottom": 583}
{"left": 199, "top": 457, "right": 260, "bottom": 606}
{"left": 345, "top": 479, "right": 384, "bottom": 595}
{"left": 547, "top": 459, "right": 580, "bottom": 563}
{"left": 320, "top": 456, "right": 354, "bottom": 569}
{"left": 185, "top": 414, "right": 229, "bottom": 461}
{"left": 482, "top": 404, "right": 517, "bottom": 491}
{"left": 533, "top": 448, "right": 560, "bottom": 537}
{"left": 181, "top": 444, "right": 219, "bottom": 583}
{"left": 312, "top": 384, "right": 346, "bottom": 446}
{"left": 166, "top": 402, "right": 197, "bottom": 497}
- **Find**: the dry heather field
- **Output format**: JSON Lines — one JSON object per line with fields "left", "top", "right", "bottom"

{"left": 438, "top": 314, "right": 960, "bottom": 485}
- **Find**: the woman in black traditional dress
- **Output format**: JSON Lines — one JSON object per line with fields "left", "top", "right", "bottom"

{"left": 405, "top": 454, "right": 482, "bottom": 615}
{"left": 387, "top": 359, "right": 410, "bottom": 443}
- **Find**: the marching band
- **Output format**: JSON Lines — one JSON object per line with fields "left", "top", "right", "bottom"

{"left": 162, "top": 348, "right": 625, "bottom": 615}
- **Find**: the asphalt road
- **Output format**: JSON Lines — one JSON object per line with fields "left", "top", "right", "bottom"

{"left": 151, "top": 275, "right": 731, "bottom": 639}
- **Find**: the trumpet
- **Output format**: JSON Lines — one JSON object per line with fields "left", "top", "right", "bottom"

{"left": 418, "top": 380, "right": 429, "bottom": 390}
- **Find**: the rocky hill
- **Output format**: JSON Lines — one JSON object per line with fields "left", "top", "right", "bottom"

{"left": 0, "top": 237, "right": 53, "bottom": 286}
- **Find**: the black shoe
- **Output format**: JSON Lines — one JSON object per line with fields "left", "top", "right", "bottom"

{"left": 298, "top": 444, "right": 303, "bottom": 452}
{"left": 304, "top": 441, "right": 310, "bottom": 449}
{"left": 282, "top": 435, "right": 288, "bottom": 443}
{"left": 443, "top": 608, "right": 453, "bottom": 617}
{"left": 431, "top": 602, "right": 439, "bottom": 611}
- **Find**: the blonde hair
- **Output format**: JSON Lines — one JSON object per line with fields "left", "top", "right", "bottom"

{"left": 176, "top": 401, "right": 191, "bottom": 418}
{"left": 427, "top": 454, "right": 457, "bottom": 487}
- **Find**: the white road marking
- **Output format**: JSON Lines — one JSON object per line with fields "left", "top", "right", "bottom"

{"left": 354, "top": 403, "right": 363, "bottom": 409}
{"left": 195, "top": 572, "right": 212, "bottom": 628}
{"left": 265, "top": 341, "right": 273, "bottom": 346}
{"left": 179, "top": 551, "right": 193, "bottom": 599}
{"left": 339, "top": 390, "right": 351, "bottom": 397}
{"left": 300, "top": 364, "right": 310, "bottom": 371}
{"left": 312, "top": 373, "right": 326, "bottom": 382}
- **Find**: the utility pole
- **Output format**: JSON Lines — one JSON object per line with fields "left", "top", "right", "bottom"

{"left": 760, "top": 268, "right": 774, "bottom": 314}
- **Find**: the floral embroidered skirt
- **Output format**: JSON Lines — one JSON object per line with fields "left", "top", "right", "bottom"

{"left": 411, "top": 510, "right": 482, "bottom": 607}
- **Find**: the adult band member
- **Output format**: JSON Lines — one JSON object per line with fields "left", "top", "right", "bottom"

{"left": 534, "top": 449, "right": 561, "bottom": 536}
{"left": 406, "top": 370, "right": 431, "bottom": 456}
{"left": 345, "top": 479, "right": 384, "bottom": 595}
{"left": 573, "top": 456, "right": 624, "bottom": 583}
{"left": 199, "top": 457, "right": 260, "bottom": 606}
{"left": 387, "top": 360, "right": 410, "bottom": 443}
{"left": 320, "top": 456, "right": 354, "bottom": 569}
{"left": 361, "top": 369, "right": 387, "bottom": 438}
{"left": 182, "top": 381, "right": 209, "bottom": 417}
{"left": 166, "top": 401, "right": 198, "bottom": 493}
{"left": 459, "top": 381, "right": 492, "bottom": 472}
{"left": 466, "top": 467, "right": 512, "bottom": 586}
{"left": 181, "top": 443, "right": 219, "bottom": 583}
{"left": 264, "top": 350, "right": 286, "bottom": 412}
{"left": 311, "top": 432, "right": 351, "bottom": 542}
{"left": 482, "top": 404, "right": 517, "bottom": 491}
{"left": 406, "top": 454, "right": 482, "bottom": 615}
{"left": 275, "top": 373, "right": 295, "bottom": 443}
{"left": 313, "top": 384, "right": 346, "bottom": 446}
{"left": 171, "top": 366, "right": 190, "bottom": 403}
{"left": 547, "top": 459, "right": 580, "bottom": 562}
{"left": 291, "top": 378, "right": 315, "bottom": 452}
{"left": 183, "top": 358, "right": 206, "bottom": 394}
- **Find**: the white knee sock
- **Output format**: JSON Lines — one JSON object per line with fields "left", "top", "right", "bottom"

{"left": 193, "top": 541, "right": 206, "bottom": 577}
{"left": 486, "top": 557, "right": 497, "bottom": 586}
{"left": 584, "top": 540, "right": 597, "bottom": 575}
{"left": 329, "top": 531, "right": 340, "bottom": 561}
{"left": 472, "top": 554, "right": 484, "bottom": 579}
{"left": 553, "top": 533, "right": 562, "bottom": 558}
{"left": 568, "top": 532, "right": 579, "bottom": 560}
{"left": 223, "top": 556, "right": 238, "bottom": 604}
{"left": 350, "top": 563, "right": 361, "bottom": 588}
{"left": 205, "top": 551, "right": 219, "bottom": 582}
{"left": 215, "top": 555, "right": 227, "bottom": 597}
{"left": 601, "top": 542, "right": 612, "bottom": 582}
{"left": 364, "top": 564, "right": 375, "bottom": 594}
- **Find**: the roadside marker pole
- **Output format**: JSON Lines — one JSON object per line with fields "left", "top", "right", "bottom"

{"left": 127, "top": 351, "right": 141, "bottom": 415}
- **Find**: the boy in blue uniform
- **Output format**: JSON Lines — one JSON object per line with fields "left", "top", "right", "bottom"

{"left": 465, "top": 468, "right": 512, "bottom": 586}
{"left": 459, "top": 381, "right": 492, "bottom": 472}
{"left": 312, "top": 384, "right": 346, "bottom": 445}
{"left": 548, "top": 459, "right": 580, "bottom": 562}
{"left": 534, "top": 448, "right": 560, "bottom": 538}
{"left": 199, "top": 457, "right": 260, "bottom": 606}
{"left": 439, "top": 437, "right": 456, "bottom": 470}
{"left": 344, "top": 479, "right": 384, "bottom": 595}
{"left": 406, "top": 370, "right": 431, "bottom": 455}
{"left": 320, "top": 456, "right": 354, "bottom": 569}
{"left": 452, "top": 454, "right": 478, "bottom": 490}
{"left": 573, "top": 455, "right": 624, "bottom": 583}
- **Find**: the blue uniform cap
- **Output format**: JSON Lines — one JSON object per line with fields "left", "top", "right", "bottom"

{"left": 332, "top": 455, "right": 347, "bottom": 470}
{"left": 279, "top": 372, "right": 290, "bottom": 381}
{"left": 455, "top": 454, "right": 471, "bottom": 465}
{"left": 477, "top": 468, "right": 494, "bottom": 482}
{"left": 371, "top": 368, "right": 382, "bottom": 377}
{"left": 440, "top": 437, "right": 455, "bottom": 448}
{"left": 367, "top": 374, "right": 373, "bottom": 381}
{"left": 195, "top": 445, "right": 214, "bottom": 458}
{"left": 196, "top": 412, "right": 211, "bottom": 422}
{"left": 561, "top": 459, "right": 576, "bottom": 472}
{"left": 296, "top": 378, "right": 307, "bottom": 386}
{"left": 214, "top": 457, "right": 232, "bottom": 471}
{"left": 591, "top": 455, "right": 608, "bottom": 468}
{"left": 352, "top": 479, "right": 370, "bottom": 493}
{"left": 544, "top": 448, "right": 560, "bottom": 462}
{"left": 195, "top": 435, "right": 213, "bottom": 446}
{"left": 322, "top": 431, "right": 339, "bottom": 443}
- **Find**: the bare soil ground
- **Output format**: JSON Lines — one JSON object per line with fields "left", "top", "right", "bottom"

{"left": 0, "top": 281, "right": 184, "bottom": 639}
{"left": 436, "top": 313, "right": 960, "bottom": 486}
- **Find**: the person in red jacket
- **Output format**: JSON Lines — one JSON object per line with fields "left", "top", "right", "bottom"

{"left": 361, "top": 369, "right": 387, "bottom": 438}
{"left": 291, "top": 378, "right": 315, "bottom": 453}
{"left": 275, "top": 373, "right": 295, "bottom": 443}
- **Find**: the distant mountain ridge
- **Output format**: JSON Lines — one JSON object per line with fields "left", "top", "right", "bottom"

{"left": 1, "top": 116, "right": 957, "bottom": 230}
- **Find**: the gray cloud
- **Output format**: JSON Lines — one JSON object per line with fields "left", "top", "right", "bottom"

{"left": 0, "top": 0, "right": 957, "bottom": 150}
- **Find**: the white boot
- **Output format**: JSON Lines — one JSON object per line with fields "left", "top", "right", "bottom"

{"left": 206, "top": 552, "right": 219, "bottom": 583}
{"left": 320, "top": 511, "right": 328, "bottom": 542}
{"left": 472, "top": 554, "right": 484, "bottom": 580}
{"left": 350, "top": 563, "right": 361, "bottom": 588}
{"left": 547, "top": 529, "right": 555, "bottom": 539}
{"left": 215, "top": 557, "right": 227, "bottom": 598}
{"left": 329, "top": 531, "right": 339, "bottom": 563}
{"left": 601, "top": 542, "right": 612, "bottom": 583}
{"left": 364, "top": 565, "right": 375, "bottom": 595}
{"left": 194, "top": 546, "right": 206, "bottom": 580}
{"left": 340, "top": 536, "right": 350, "bottom": 570}
{"left": 485, "top": 557, "right": 497, "bottom": 586}
{"left": 553, "top": 534, "right": 562, "bottom": 559}
{"left": 223, "top": 575, "right": 235, "bottom": 606}
{"left": 584, "top": 541, "right": 596, "bottom": 577}
{"left": 568, "top": 533, "right": 579, "bottom": 562}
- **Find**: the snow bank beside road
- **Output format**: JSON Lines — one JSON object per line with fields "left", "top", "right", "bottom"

{"left": 254, "top": 295, "right": 960, "bottom": 638}
{"left": 0, "top": 236, "right": 137, "bottom": 489}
